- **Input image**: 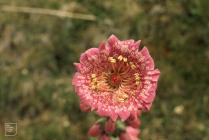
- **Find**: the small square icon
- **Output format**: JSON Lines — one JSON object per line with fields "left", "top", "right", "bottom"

{"left": 4, "top": 122, "right": 17, "bottom": 136}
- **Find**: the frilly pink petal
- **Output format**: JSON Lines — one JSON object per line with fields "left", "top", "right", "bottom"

{"left": 140, "top": 47, "right": 149, "bottom": 57}
{"left": 85, "top": 48, "right": 99, "bottom": 56}
{"left": 150, "top": 69, "right": 160, "bottom": 82}
{"left": 109, "top": 110, "right": 118, "bottom": 121}
{"left": 121, "top": 39, "right": 135, "bottom": 45}
{"left": 145, "top": 57, "right": 154, "bottom": 70}
{"left": 119, "top": 110, "right": 130, "bottom": 121}
{"left": 79, "top": 52, "right": 88, "bottom": 64}
{"left": 129, "top": 40, "right": 141, "bottom": 50}
{"left": 97, "top": 109, "right": 108, "bottom": 117}
{"left": 99, "top": 42, "right": 110, "bottom": 57}
{"left": 107, "top": 34, "right": 119, "bottom": 47}
{"left": 74, "top": 63, "right": 82, "bottom": 72}
{"left": 85, "top": 48, "right": 99, "bottom": 62}
{"left": 99, "top": 42, "right": 106, "bottom": 50}
{"left": 97, "top": 103, "right": 109, "bottom": 117}
{"left": 139, "top": 47, "right": 155, "bottom": 70}
{"left": 72, "top": 72, "right": 81, "bottom": 86}
{"left": 144, "top": 91, "right": 156, "bottom": 104}
{"left": 144, "top": 102, "right": 153, "bottom": 111}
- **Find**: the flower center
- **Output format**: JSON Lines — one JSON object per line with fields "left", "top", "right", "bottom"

{"left": 109, "top": 73, "right": 122, "bottom": 88}
{"left": 90, "top": 55, "right": 141, "bottom": 102}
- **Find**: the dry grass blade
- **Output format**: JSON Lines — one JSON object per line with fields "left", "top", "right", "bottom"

{"left": 0, "top": 5, "right": 96, "bottom": 21}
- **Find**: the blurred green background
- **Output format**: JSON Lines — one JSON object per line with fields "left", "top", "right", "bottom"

{"left": 0, "top": 0, "right": 209, "bottom": 140}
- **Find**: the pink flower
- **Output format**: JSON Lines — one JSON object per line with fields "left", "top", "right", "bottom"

{"left": 105, "top": 118, "right": 116, "bottom": 133}
{"left": 88, "top": 123, "right": 101, "bottom": 137}
{"left": 72, "top": 35, "right": 160, "bottom": 121}
{"left": 119, "top": 126, "right": 140, "bottom": 140}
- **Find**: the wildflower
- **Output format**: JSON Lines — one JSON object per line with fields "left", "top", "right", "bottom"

{"left": 72, "top": 35, "right": 160, "bottom": 121}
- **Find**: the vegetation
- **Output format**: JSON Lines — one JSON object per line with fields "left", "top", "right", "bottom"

{"left": 0, "top": 0, "right": 209, "bottom": 139}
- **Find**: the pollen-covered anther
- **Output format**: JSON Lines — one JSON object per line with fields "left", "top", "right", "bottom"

{"left": 135, "top": 81, "right": 140, "bottom": 85}
{"left": 91, "top": 74, "right": 96, "bottom": 78}
{"left": 116, "top": 92, "right": 129, "bottom": 102}
{"left": 129, "top": 62, "right": 136, "bottom": 69}
{"left": 117, "top": 55, "right": 123, "bottom": 61}
{"left": 92, "top": 78, "right": 97, "bottom": 83}
{"left": 108, "top": 57, "right": 116, "bottom": 63}
{"left": 134, "top": 73, "right": 140, "bottom": 79}
{"left": 91, "top": 85, "right": 97, "bottom": 90}
{"left": 91, "top": 74, "right": 98, "bottom": 90}
{"left": 134, "top": 73, "right": 140, "bottom": 85}
{"left": 123, "top": 57, "right": 128, "bottom": 62}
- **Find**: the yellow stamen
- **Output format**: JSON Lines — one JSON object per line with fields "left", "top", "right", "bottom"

{"left": 91, "top": 85, "right": 97, "bottom": 90}
{"left": 130, "top": 62, "right": 136, "bottom": 69}
{"left": 117, "top": 98, "right": 125, "bottom": 102}
{"left": 134, "top": 73, "right": 139, "bottom": 77}
{"left": 116, "top": 91, "right": 129, "bottom": 102}
{"left": 135, "top": 77, "right": 139, "bottom": 80}
{"left": 134, "top": 73, "right": 140, "bottom": 85}
{"left": 92, "top": 78, "right": 97, "bottom": 82}
{"left": 135, "top": 81, "right": 140, "bottom": 85}
{"left": 135, "top": 76, "right": 140, "bottom": 80}
{"left": 91, "top": 74, "right": 96, "bottom": 78}
{"left": 118, "top": 55, "right": 123, "bottom": 61}
{"left": 108, "top": 57, "right": 116, "bottom": 63}
{"left": 90, "top": 73, "right": 98, "bottom": 90}
{"left": 123, "top": 57, "right": 127, "bottom": 62}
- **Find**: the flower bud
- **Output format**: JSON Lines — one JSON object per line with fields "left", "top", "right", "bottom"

{"left": 119, "top": 126, "right": 140, "bottom": 140}
{"left": 80, "top": 102, "right": 91, "bottom": 112}
{"left": 99, "top": 135, "right": 111, "bottom": 140}
{"left": 88, "top": 123, "right": 101, "bottom": 137}
{"left": 126, "top": 114, "right": 141, "bottom": 128}
{"left": 105, "top": 118, "right": 116, "bottom": 133}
